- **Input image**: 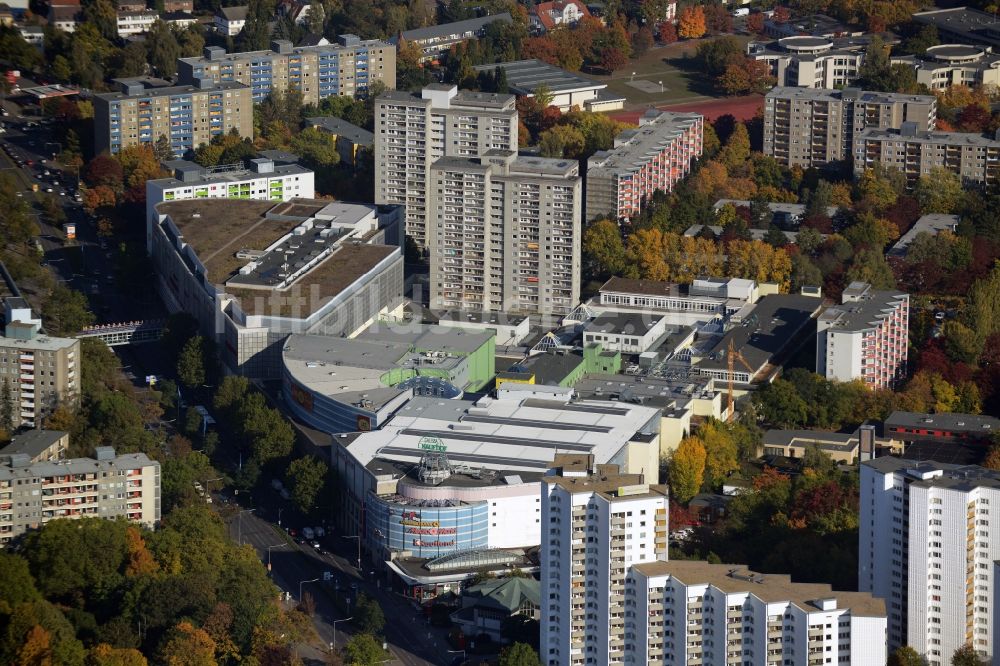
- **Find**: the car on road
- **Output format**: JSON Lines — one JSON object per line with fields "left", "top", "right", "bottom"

{"left": 44, "top": 187, "right": 52, "bottom": 193}
{"left": 59, "top": 191, "right": 66, "bottom": 196}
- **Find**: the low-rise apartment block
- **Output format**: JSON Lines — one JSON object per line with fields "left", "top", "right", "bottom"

{"left": 305, "top": 116, "right": 374, "bottom": 166}
{"left": 214, "top": 5, "right": 246, "bottom": 35}
{"left": 860, "top": 458, "right": 1000, "bottom": 663}
{"left": 893, "top": 44, "right": 1000, "bottom": 90}
{"left": 585, "top": 109, "right": 702, "bottom": 222}
{"left": 628, "top": 561, "right": 888, "bottom": 666}
{"left": 392, "top": 13, "right": 512, "bottom": 62}
{"left": 428, "top": 150, "right": 581, "bottom": 315}
{"left": 177, "top": 37, "right": 395, "bottom": 104}
{"left": 0, "top": 446, "right": 160, "bottom": 547}
{"left": 540, "top": 458, "right": 669, "bottom": 666}
{"left": 764, "top": 86, "right": 936, "bottom": 168}
{"left": 816, "top": 281, "right": 909, "bottom": 389}
{"left": 854, "top": 123, "right": 1000, "bottom": 186}
{"left": 0, "top": 299, "right": 79, "bottom": 430}
{"left": 116, "top": 9, "right": 157, "bottom": 36}
{"left": 375, "top": 84, "right": 518, "bottom": 249}
{"left": 0, "top": 430, "right": 69, "bottom": 465}
{"left": 93, "top": 77, "right": 253, "bottom": 156}
{"left": 749, "top": 36, "right": 867, "bottom": 88}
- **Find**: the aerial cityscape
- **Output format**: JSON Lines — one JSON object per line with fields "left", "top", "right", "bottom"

{"left": 1, "top": 0, "right": 1000, "bottom": 664}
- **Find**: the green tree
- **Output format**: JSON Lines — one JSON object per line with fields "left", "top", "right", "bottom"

{"left": 538, "top": 124, "right": 585, "bottom": 159}
{"left": 754, "top": 378, "right": 808, "bottom": 428}
{"left": 846, "top": 248, "right": 896, "bottom": 290}
{"left": 498, "top": 642, "right": 541, "bottom": 666}
{"left": 147, "top": 20, "right": 181, "bottom": 79}
{"left": 286, "top": 456, "right": 327, "bottom": 514}
{"left": 154, "top": 135, "right": 174, "bottom": 162}
{"left": 887, "top": 647, "right": 925, "bottom": 666}
{"left": 915, "top": 167, "right": 963, "bottom": 214}
{"left": 0, "top": 378, "right": 13, "bottom": 435}
{"left": 239, "top": 393, "right": 295, "bottom": 463}
{"left": 669, "top": 436, "right": 707, "bottom": 503}
{"left": 177, "top": 336, "right": 208, "bottom": 389}
{"left": 290, "top": 127, "right": 341, "bottom": 168}
{"left": 213, "top": 376, "right": 250, "bottom": 419}
{"left": 353, "top": 593, "right": 385, "bottom": 635}
{"left": 0, "top": 551, "right": 41, "bottom": 614}
{"left": 582, "top": 219, "right": 625, "bottom": 280}
{"left": 951, "top": 644, "right": 987, "bottom": 666}
{"left": 944, "top": 320, "right": 983, "bottom": 364}
{"left": 161, "top": 450, "right": 216, "bottom": 510}
{"left": 343, "top": 633, "right": 387, "bottom": 665}
{"left": 719, "top": 123, "right": 751, "bottom": 169}
{"left": 41, "top": 284, "right": 94, "bottom": 336}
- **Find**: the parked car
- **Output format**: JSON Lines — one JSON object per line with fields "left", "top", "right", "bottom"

{"left": 302, "top": 526, "right": 315, "bottom": 540}
{"left": 314, "top": 526, "right": 326, "bottom": 538}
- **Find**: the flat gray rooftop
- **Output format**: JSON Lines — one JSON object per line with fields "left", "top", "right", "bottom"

{"left": 474, "top": 59, "right": 605, "bottom": 94}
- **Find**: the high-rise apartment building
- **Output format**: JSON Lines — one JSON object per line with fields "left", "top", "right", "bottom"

{"left": 428, "top": 150, "right": 581, "bottom": 314}
{"left": 628, "top": 561, "right": 888, "bottom": 666}
{"left": 177, "top": 37, "right": 395, "bottom": 103}
{"left": 0, "top": 299, "right": 79, "bottom": 429}
{"left": 854, "top": 123, "right": 1000, "bottom": 186}
{"left": 860, "top": 458, "right": 1000, "bottom": 664}
{"left": 0, "top": 446, "right": 160, "bottom": 547}
{"left": 816, "top": 281, "right": 909, "bottom": 389}
{"left": 374, "top": 84, "right": 518, "bottom": 249}
{"left": 540, "top": 457, "right": 669, "bottom": 666}
{"left": 764, "top": 87, "right": 936, "bottom": 168}
{"left": 585, "top": 109, "right": 702, "bottom": 222}
{"left": 93, "top": 77, "right": 252, "bottom": 156}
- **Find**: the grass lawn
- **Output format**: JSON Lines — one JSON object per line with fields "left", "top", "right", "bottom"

{"left": 587, "top": 35, "right": 755, "bottom": 110}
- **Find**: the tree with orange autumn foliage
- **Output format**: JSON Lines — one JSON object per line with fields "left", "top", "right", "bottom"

{"left": 677, "top": 5, "right": 706, "bottom": 39}
{"left": 124, "top": 526, "right": 158, "bottom": 578}
{"left": 17, "top": 625, "right": 53, "bottom": 666}
{"left": 159, "top": 622, "right": 217, "bottom": 666}
{"left": 87, "top": 644, "right": 148, "bottom": 666}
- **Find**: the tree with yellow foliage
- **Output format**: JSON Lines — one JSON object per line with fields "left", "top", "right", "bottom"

{"left": 677, "top": 5, "right": 707, "bottom": 39}
{"left": 725, "top": 239, "right": 792, "bottom": 290}
{"left": 87, "top": 644, "right": 148, "bottom": 666}
{"left": 670, "top": 436, "right": 707, "bottom": 503}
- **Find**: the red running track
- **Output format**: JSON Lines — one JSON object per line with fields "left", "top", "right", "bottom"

{"left": 611, "top": 94, "right": 764, "bottom": 125}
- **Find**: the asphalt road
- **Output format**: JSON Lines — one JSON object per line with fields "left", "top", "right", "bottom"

{"left": 0, "top": 98, "right": 164, "bottom": 325}
{"left": 224, "top": 501, "right": 456, "bottom": 666}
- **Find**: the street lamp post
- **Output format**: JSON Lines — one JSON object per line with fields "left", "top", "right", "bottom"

{"left": 265, "top": 543, "right": 285, "bottom": 571}
{"left": 277, "top": 507, "right": 284, "bottom": 526}
{"left": 659, "top": 80, "right": 664, "bottom": 93}
{"left": 331, "top": 617, "right": 353, "bottom": 650}
{"left": 237, "top": 508, "right": 255, "bottom": 545}
{"left": 342, "top": 535, "right": 361, "bottom": 569}
{"left": 298, "top": 577, "right": 320, "bottom": 602}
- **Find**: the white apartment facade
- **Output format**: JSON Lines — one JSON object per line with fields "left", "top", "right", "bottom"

{"left": 628, "top": 561, "right": 888, "bottom": 666}
{"left": 374, "top": 84, "right": 518, "bottom": 250}
{"left": 816, "top": 281, "right": 909, "bottom": 389}
{"left": 116, "top": 10, "right": 158, "bottom": 36}
{"left": 0, "top": 447, "right": 160, "bottom": 547}
{"left": 541, "top": 461, "right": 670, "bottom": 666}
{"left": 428, "top": 150, "right": 581, "bottom": 315}
{"left": 860, "top": 458, "right": 1000, "bottom": 664}
{"left": 0, "top": 299, "right": 80, "bottom": 429}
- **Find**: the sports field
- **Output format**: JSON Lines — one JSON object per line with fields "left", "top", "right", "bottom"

{"left": 588, "top": 35, "right": 756, "bottom": 111}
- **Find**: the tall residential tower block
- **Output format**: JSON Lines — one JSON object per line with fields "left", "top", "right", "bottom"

{"left": 428, "top": 150, "right": 581, "bottom": 315}
{"left": 374, "top": 84, "right": 518, "bottom": 250}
